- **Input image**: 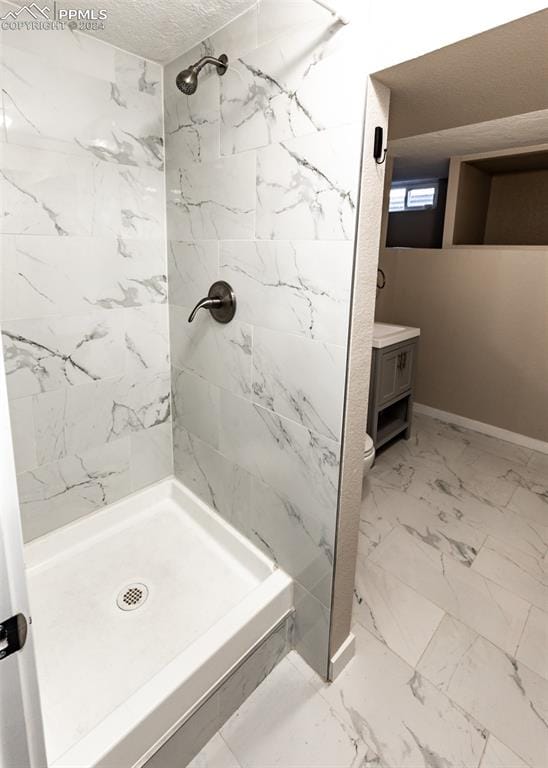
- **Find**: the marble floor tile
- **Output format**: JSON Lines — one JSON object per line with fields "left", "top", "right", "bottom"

{"left": 480, "top": 736, "right": 530, "bottom": 768}
{"left": 371, "top": 527, "right": 530, "bottom": 655}
{"left": 353, "top": 556, "right": 444, "bottom": 667}
{"left": 417, "top": 615, "right": 548, "bottom": 768}
{"left": 220, "top": 656, "right": 371, "bottom": 768}
{"left": 516, "top": 607, "right": 548, "bottom": 681}
{"left": 320, "top": 623, "right": 487, "bottom": 768}
{"left": 472, "top": 537, "right": 548, "bottom": 611}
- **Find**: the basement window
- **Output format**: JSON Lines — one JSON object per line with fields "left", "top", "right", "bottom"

{"left": 389, "top": 182, "right": 439, "bottom": 212}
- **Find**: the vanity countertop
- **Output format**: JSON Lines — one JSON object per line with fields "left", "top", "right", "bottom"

{"left": 373, "top": 322, "right": 420, "bottom": 349}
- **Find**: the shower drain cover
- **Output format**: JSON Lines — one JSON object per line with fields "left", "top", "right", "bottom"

{"left": 116, "top": 583, "right": 149, "bottom": 611}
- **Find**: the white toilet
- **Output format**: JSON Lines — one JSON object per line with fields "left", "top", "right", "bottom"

{"left": 363, "top": 433, "right": 376, "bottom": 474}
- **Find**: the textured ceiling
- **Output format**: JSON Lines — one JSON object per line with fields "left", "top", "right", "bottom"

{"left": 391, "top": 110, "right": 548, "bottom": 181}
{"left": 11, "top": 0, "right": 256, "bottom": 62}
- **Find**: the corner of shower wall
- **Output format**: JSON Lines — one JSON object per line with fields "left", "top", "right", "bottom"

{"left": 0, "top": 22, "right": 173, "bottom": 542}
{"left": 164, "top": 0, "right": 367, "bottom": 677}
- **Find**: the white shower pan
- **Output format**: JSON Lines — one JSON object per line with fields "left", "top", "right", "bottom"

{"left": 24, "top": 478, "right": 293, "bottom": 768}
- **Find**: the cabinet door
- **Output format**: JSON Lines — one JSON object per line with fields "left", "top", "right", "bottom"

{"left": 377, "top": 349, "right": 400, "bottom": 406}
{"left": 395, "top": 343, "right": 415, "bottom": 395}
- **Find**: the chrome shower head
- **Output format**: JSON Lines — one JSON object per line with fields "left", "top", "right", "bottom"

{"left": 175, "top": 54, "right": 229, "bottom": 95}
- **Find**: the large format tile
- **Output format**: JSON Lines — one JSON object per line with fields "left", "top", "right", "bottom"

{"left": 0, "top": 144, "right": 94, "bottom": 236}
{"left": 187, "top": 734, "right": 241, "bottom": 768}
{"left": 18, "top": 439, "right": 131, "bottom": 541}
{"left": 417, "top": 615, "right": 548, "bottom": 768}
{"left": 320, "top": 624, "right": 487, "bottom": 768}
{"left": 256, "top": 125, "right": 362, "bottom": 240}
{"left": 8, "top": 396, "right": 37, "bottom": 473}
{"left": 172, "top": 425, "right": 250, "bottom": 527}
{"left": 353, "top": 557, "right": 444, "bottom": 667}
{"left": 472, "top": 536, "right": 548, "bottom": 611}
{"left": 516, "top": 607, "right": 548, "bottom": 681}
{"left": 252, "top": 327, "right": 345, "bottom": 441}
{"left": 363, "top": 481, "right": 486, "bottom": 566}
{"left": 170, "top": 305, "right": 252, "bottom": 399}
{"left": 0, "top": 236, "right": 167, "bottom": 321}
{"left": 166, "top": 152, "right": 255, "bottom": 240}
{"left": 129, "top": 422, "right": 173, "bottom": 492}
{"left": 2, "top": 313, "right": 125, "bottom": 399}
{"left": 219, "top": 389, "right": 340, "bottom": 516}
{"left": 220, "top": 240, "right": 352, "bottom": 346}
{"left": 33, "top": 371, "right": 170, "bottom": 465}
{"left": 371, "top": 527, "right": 530, "bottom": 655}
{"left": 172, "top": 366, "right": 220, "bottom": 449}
{"left": 168, "top": 240, "right": 219, "bottom": 309}
{"left": 220, "top": 19, "right": 364, "bottom": 154}
{"left": 1, "top": 42, "right": 163, "bottom": 168}
{"left": 220, "top": 656, "right": 369, "bottom": 768}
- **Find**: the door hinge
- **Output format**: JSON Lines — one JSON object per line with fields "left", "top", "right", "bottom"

{"left": 0, "top": 613, "right": 28, "bottom": 661}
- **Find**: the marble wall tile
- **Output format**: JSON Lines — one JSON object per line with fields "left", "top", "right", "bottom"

{"left": 220, "top": 24, "right": 365, "bottom": 155}
{"left": 8, "top": 396, "right": 37, "bottom": 473}
{"left": 33, "top": 371, "right": 170, "bottom": 466}
{"left": 252, "top": 327, "right": 345, "bottom": 441}
{"left": 172, "top": 366, "right": 220, "bottom": 449}
{"left": 353, "top": 557, "right": 444, "bottom": 668}
{"left": 256, "top": 125, "right": 362, "bottom": 240}
{"left": 172, "top": 425, "right": 250, "bottom": 525}
{"left": 168, "top": 240, "right": 219, "bottom": 309}
{"left": 0, "top": 236, "right": 167, "bottom": 321}
{"left": 130, "top": 422, "right": 173, "bottom": 492}
{"left": 516, "top": 607, "right": 548, "bottom": 681}
{"left": 124, "top": 305, "right": 170, "bottom": 375}
{"left": 0, "top": 144, "right": 94, "bottom": 236}
{"left": 91, "top": 162, "right": 165, "bottom": 239}
{"left": 0, "top": 43, "right": 163, "bottom": 168}
{"left": 371, "top": 527, "right": 530, "bottom": 655}
{"left": 18, "top": 438, "right": 131, "bottom": 541}
{"left": 220, "top": 240, "right": 352, "bottom": 345}
{"left": 291, "top": 581, "right": 331, "bottom": 676}
{"left": 166, "top": 151, "right": 256, "bottom": 240}
{"left": 417, "top": 615, "right": 548, "bottom": 768}
{"left": 170, "top": 305, "right": 252, "bottom": 398}
{"left": 164, "top": 76, "right": 220, "bottom": 168}
{"left": 218, "top": 389, "right": 340, "bottom": 515}
{"left": 243, "top": 475, "right": 335, "bottom": 597}
{"left": 2, "top": 313, "right": 125, "bottom": 399}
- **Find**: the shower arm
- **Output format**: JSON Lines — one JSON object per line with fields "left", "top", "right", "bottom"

{"left": 192, "top": 55, "right": 227, "bottom": 74}
{"left": 310, "top": 0, "right": 350, "bottom": 24}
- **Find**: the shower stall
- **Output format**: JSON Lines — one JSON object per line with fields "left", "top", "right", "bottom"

{"left": 0, "top": 1, "right": 371, "bottom": 765}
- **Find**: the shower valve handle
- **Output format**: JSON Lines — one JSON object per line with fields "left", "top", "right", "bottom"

{"left": 188, "top": 281, "right": 237, "bottom": 324}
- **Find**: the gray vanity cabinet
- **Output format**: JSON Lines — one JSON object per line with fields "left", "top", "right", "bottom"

{"left": 368, "top": 338, "right": 418, "bottom": 449}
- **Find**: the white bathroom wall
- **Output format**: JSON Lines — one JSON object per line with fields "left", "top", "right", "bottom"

{"left": 0, "top": 12, "right": 172, "bottom": 541}
{"left": 164, "top": 0, "right": 367, "bottom": 675}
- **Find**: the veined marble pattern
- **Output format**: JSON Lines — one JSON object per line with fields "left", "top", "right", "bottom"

{"left": 166, "top": 152, "right": 256, "bottom": 241}
{"left": 220, "top": 240, "right": 352, "bottom": 346}
{"left": 1, "top": 25, "right": 170, "bottom": 540}
{"left": 164, "top": 2, "right": 366, "bottom": 679}
{"left": 18, "top": 438, "right": 131, "bottom": 541}
{"left": 0, "top": 43, "right": 163, "bottom": 168}
{"left": 0, "top": 236, "right": 167, "bottom": 321}
{"left": 193, "top": 414, "right": 547, "bottom": 768}
{"left": 252, "top": 327, "right": 346, "bottom": 441}
{"left": 256, "top": 125, "right": 362, "bottom": 240}
{"left": 218, "top": 389, "right": 340, "bottom": 515}
{"left": 220, "top": 21, "right": 365, "bottom": 155}
{"left": 33, "top": 371, "right": 170, "bottom": 466}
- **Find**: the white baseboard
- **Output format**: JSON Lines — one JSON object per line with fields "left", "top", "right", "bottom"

{"left": 329, "top": 632, "right": 355, "bottom": 681}
{"left": 414, "top": 403, "right": 548, "bottom": 455}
